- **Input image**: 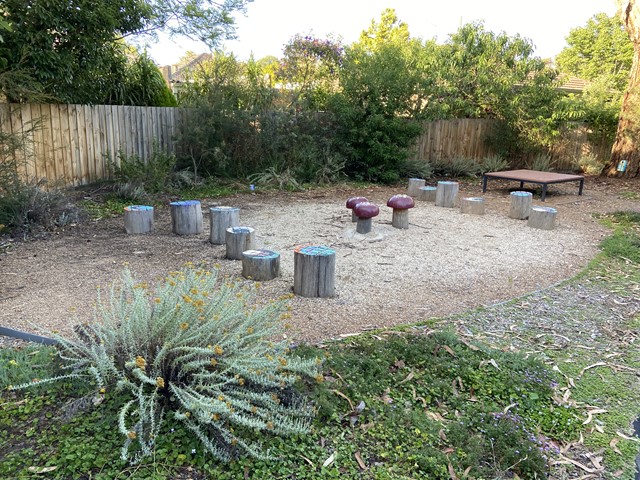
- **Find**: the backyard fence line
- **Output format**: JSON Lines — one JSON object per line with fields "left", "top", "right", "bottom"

{"left": 413, "top": 118, "right": 613, "bottom": 171}
{"left": 1, "top": 103, "right": 613, "bottom": 188}
{"left": 0, "top": 103, "right": 182, "bottom": 188}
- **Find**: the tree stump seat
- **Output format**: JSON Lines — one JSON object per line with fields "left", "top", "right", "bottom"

{"left": 124, "top": 205, "right": 154, "bottom": 234}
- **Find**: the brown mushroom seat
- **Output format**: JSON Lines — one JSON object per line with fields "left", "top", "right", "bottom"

{"left": 387, "top": 194, "right": 415, "bottom": 229}
{"left": 346, "top": 196, "right": 369, "bottom": 222}
{"left": 353, "top": 202, "right": 379, "bottom": 234}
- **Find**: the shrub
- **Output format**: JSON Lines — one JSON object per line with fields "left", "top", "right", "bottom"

{"left": 527, "top": 153, "right": 553, "bottom": 172}
{"left": 478, "top": 154, "right": 510, "bottom": 174}
{"left": 575, "top": 153, "right": 605, "bottom": 175}
{"left": 15, "top": 265, "right": 320, "bottom": 462}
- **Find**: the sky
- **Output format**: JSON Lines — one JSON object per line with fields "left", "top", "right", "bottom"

{"left": 146, "top": 0, "right": 618, "bottom": 66}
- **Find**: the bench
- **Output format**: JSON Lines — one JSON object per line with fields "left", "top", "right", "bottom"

{"left": 482, "top": 169, "right": 584, "bottom": 201}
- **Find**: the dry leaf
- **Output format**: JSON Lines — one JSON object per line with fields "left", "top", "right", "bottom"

{"left": 426, "top": 411, "right": 445, "bottom": 421}
{"left": 439, "top": 429, "right": 448, "bottom": 441}
{"left": 503, "top": 403, "right": 517, "bottom": 413}
{"left": 393, "top": 359, "right": 406, "bottom": 369}
{"left": 609, "top": 438, "right": 622, "bottom": 455}
{"left": 354, "top": 451, "right": 367, "bottom": 470}
{"left": 616, "top": 431, "right": 639, "bottom": 441}
{"left": 322, "top": 452, "right": 336, "bottom": 467}
{"left": 447, "top": 462, "right": 458, "bottom": 480}
{"left": 613, "top": 469, "right": 625, "bottom": 477}
{"left": 27, "top": 467, "right": 58, "bottom": 474}
{"left": 488, "top": 358, "right": 500, "bottom": 370}
{"left": 300, "top": 455, "right": 315, "bottom": 469}
{"left": 582, "top": 409, "right": 607, "bottom": 425}
{"left": 442, "top": 447, "right": 454, "bottom": 454}
{"left": 331, "top": 389, "right": 354, "bottom": 412}
{"left": 579, "top": 362, "right": 607, "bottom": 377}
{"left": 586, "top": 453, "right": 603, "bottom": 470}
{"left": 459, "top": 338, "right": 479, "bottom": 351}
{"left": 556, "top": 454, "right": 599, "bottom": 473}
{"left": 443, "top": 345, "right": 457, "bottom": 357}
{"left": 398, "top": 371, "right": 415, "bottom": 385}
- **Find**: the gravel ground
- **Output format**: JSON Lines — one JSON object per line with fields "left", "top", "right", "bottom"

{"left": 0, "top": 177, "right": 638, "bottom": 348}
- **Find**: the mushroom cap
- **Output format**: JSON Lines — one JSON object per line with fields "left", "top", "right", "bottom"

{"left": 346, "top": 196, "right": 369, "bottom": 209}
{"left": 353, "top": 202, "right": 379, "bottom": 219}
{"left": 387, "top": 194, "right": 415, "bottom": 210}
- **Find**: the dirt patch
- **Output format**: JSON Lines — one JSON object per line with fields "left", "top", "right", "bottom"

{"left": 1, "top": 177, "right": 638, "bottom": 346}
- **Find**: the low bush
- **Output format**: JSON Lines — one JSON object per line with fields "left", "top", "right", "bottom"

{"left": 478, "top": 153, "right": 510, "bottom": 174}
{"left": 13, "top": 265, "right": 320, "bottom": 463}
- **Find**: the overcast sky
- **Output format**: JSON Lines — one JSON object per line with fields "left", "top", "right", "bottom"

{"left": 146, "top": 0, "right": 618, "bottom": 65}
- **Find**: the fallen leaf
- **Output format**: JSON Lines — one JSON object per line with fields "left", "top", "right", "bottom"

{"left": 579, "top": 362, "right": 607, "bottom": 377}
{"left": 442, "top": 447, "right": 454, "bottom": 454}
{"left": 609, "top": 438, "right": 622, "bottom": 455}
{"left": 27, "top": 467, "right": 58, "bottom": 474}
{"left": 439, "top": 429, "right": 448, "bottom": 441}
{"left": 393, "top": 359, "right": 406, "bottom": 369}
{"left": 503, "top": 403, "right": 517, "bottom": 413}
{"left": 488, "top": 358, "right": 500, "bottom": 370}
{"left": 613, "top": 469, "right": 625, "bottom": 477}
{"left": 398, "top": 371, "right": 415, "bottom": 385}
{"left": 582, "top": 409, "right": 607, "bottom": 425}
{"left": 322, "top": 452, "right": 336, "bottom": 468}
{"left": 354, "top": 451, "right": 367, "bottom": 470}
{"left": 426, "top": 411, "right": 445, "bottom": 421}
{"left": 300, "top": 455, "right": 315, "bottom": 469}
{"left": 586, "top": 453, "right": 603, "bottom": 470}
{"left": 331, "top": 389, "right": 354, "bottom": 412}
{"left": 447, "top": 462, "right": 458, "bottom": 480}
{"left": 616, "top": 431, "right": 639, "bottom": 441}
{"left": 555, "top": 454, "right": 599, "bottom": 473}
{"left": 443, "top": 345, "right": 457, "bottom": 357}
{"left": 459, "top": 338, "right": 479, "bottom": 351}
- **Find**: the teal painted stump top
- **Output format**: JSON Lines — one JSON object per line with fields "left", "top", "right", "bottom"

{"left": 243, "top": 249, "right": 279, "bottom": 259}
{"left": 511, "top": 191, "right": 532, "bottom": 197}
{"left": 420, "top": 186, "right": 437, "bottom": 191}
{"left": 295, "top": 245, "right": 335, "bottom": 256}
{"left": 533, "top": 206, "right": 557, "bottom": 213}
{"left": 437, "top": 181, "right": 458, "bottom": 185}
{"left": 229, "top": 226, "right": 252, "bottom": 234}
{"left": 170, "top": 200, "right": 201, "bottom": 206}
{"left": 125, "top": 205, "right": 153, "bottom": 211}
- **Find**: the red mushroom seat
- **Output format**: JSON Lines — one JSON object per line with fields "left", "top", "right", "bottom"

{"left": 346, "top": 196, "right": 369, "bottom": 222}
{"left": 353, "top": 202, "right": 379, "bottom": 234}
{"left": 387, "top": 194, "right": 415, "bottom": 229}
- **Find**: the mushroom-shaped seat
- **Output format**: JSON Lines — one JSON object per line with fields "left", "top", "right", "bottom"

{"left": 346, "top": 196, "right": 369, "bottom": 222}
{"left": 387, "top": 194, "right": 415, "bottom": 229}
{"left": 353, "top": 202, "right": 379, "bottom": 234}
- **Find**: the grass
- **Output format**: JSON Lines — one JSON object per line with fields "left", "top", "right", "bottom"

{"left": 0, "top": 211, "right": 639, "bottom": 479}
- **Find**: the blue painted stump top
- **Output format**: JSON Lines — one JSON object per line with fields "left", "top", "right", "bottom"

{"left": 420, "top": 186, "right": 437, "bottom": 191}
{"left": 228, "top": 226, "right": 252, "bottom": 234}
{"left": 243, "top": 249, "right": 280, "bottom": 259}
{"left": 125, "top": 205, "right": 153, "bottom": 211}
{"left": 210, "top": 206, "right": 238, "bottom": 212}
{"left": 510, "top": 191, "right": 532, "bottom": 197}
{"left": 437, "top": 181, "right": 458, "bottom": 186}
{"left": 170, "top": 200, "right": 201, "bottom": 206}
{"left": 294, "top": 245, "right": 335, "bottom": 256}
{"left": 533, "top": 206, "right": 557, "bottom": 213}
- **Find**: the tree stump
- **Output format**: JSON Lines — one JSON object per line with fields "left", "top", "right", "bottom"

{"left": 435, "top": 181, "right": 459, "bottom": 208}
{"left": 417, "top": 186, "right": 437, "bottom": 202}
{"left": 209, "top": 206, "right": 240, "bottom": 244}
{"left": 242, "top": 249, "right": 280, "bottom": 281}
{"left": 293, "top": 245, "right": 335, "bottom": 298}
{"left": 225, "top": 226, "right": 256, "bottom": 260}
{"left": 124, "top": 205, "right": 154, "bottom": 234}
{"left": 407, "top": 178, "right": 426, "bottom": 197}
{"left": 459, "top": 197, "right": 486, "bottom": 215}
{"left": 170, "top": 200, "right": 203, "bottom": 235}
{"left": 528, "top": 206, "right": 557, "bottom": 230}
{"left": 509, "top": 191, "right": 533, "bottom": 220}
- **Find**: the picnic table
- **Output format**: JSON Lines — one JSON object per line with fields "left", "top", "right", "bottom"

{"left": 482, "top": 169, "right": 584, "bottom": 201}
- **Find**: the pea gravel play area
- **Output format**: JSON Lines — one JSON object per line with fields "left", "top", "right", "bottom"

{"left": 1, "top": 178, "right": 638, "bottom": 346}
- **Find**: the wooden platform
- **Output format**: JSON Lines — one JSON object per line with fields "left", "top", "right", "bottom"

{"left": 482, "top": 169, "right": 584, "bottom": 201}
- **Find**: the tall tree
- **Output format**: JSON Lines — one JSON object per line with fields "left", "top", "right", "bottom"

{"left": 603, "top": 0, "right": 640, "bottom": 177}
{"left": 556, "top": 13, "right": 633, "bottom": 90}
{"left": 0, "top": 0, "right": 251, "bottom": 104}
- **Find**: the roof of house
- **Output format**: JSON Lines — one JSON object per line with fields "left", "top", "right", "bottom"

{"left": 160, "top": 53, "right": 212, "bottom": 84}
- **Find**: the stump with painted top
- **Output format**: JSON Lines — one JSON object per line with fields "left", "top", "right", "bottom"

{"left": 242, "top": 249, "right": 280, "bottom": 281}
{"left": 210, "top": 206, "right": 240, "bottom": 244}
{"left": 225, "top": 226, "right": 256, "bottom": 260}
{"left": 170, "top": 200, "right": 203, "bottom": 235}
{"left": 124, "top": 205, "right": 154, "bottom": 234}
{"left": 293, "top": 245, "right": 335, "bottom": 298}
{"left": 417, "top": 186, "right": 437, "bottom": 202}
{"left": 407, "top": 178, "right": 426, "bottom": 197}
{"left": 435, "top": 181, "right": 459, "bottom": 208}
{"left": 528, "top": 206, "right": 557, "bottom": 230}
{"left": 509, "top": 191, "right": 532, "bottom": 220}
{"left": 460, "top": 197, "right": 485, "bottom": 215}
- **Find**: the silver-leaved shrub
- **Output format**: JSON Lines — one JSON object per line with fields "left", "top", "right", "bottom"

{"left": 18, "top": 264, "right": 321, "bottom": 462}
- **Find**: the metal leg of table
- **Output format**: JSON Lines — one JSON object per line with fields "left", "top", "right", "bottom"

{"left": 482, "top": 175, "right": 488, "bottom": 192}
{"left": 540, "top": 184, "right": 548, "bottom": 202}
{"left": 578, "top": 179, "right": 584, "bottom": 196}
{"left": 519, "top": 181, "right": 524, "bottom": 189}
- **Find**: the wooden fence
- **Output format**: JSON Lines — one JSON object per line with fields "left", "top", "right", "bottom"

{"left": 0, "top": 103, "right": 181, "bottom": 187}
{"left": 1, "top": 104, "right": 613, "bottom": 188}
{"left": 413, "top": 118, "right": 612, "bottom": 171}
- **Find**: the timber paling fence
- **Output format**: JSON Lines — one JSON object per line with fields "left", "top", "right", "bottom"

{"left": 0, "top": 104, "right": 612, "bottom": 188}
{"left": 0, "top": 103, "right": 182, "bottom": 187}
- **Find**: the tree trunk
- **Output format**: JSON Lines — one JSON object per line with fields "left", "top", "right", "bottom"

{"left": 603, "top": 0, "right": 640, "bottom": 177}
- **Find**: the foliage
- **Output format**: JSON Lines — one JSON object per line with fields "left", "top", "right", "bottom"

{"left": 277, "top": 34, "right": 343, "bottom": 109}
{"left": 526, "top": 153, "right": 553, "bottom": 172}
{"left": 13, "top": 265, "right": 319, "bottom": 463}
{"left": 555, "top": 13, "right": 633, "bottom": 91}
{"left": 430, "top": 156, "right": 480, "bottom": 178}
{"left": 575, "top": 153, "right": 605, "bottom": 174}
{"left": 598, "top": 211, "right": 640, "bottom": 263}
{"left": 478, "top": 153, "right": 510, "bottom": 174}
{"left": 111, "top": 53, "right": 177, "bottom": 107}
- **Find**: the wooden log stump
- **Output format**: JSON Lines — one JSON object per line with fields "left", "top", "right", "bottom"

{"left": 225, "top": 226, "right": 256, "bottom": 260}
{"left": 209, "top": 206, "right": 240, "bottom": 244}
{"left": 509, "top": 191, "right": 533, "bottom": 220}
{"left": 407, "top": 178, "right": 426, "bottom": 197}
{"left": 242, "top": 249, "right": 280, "bottom": 281}
{"left": 170, "top": 200, "right": 203, "bottom": 235}
{"left": 293, "top": 245, "right": 335, "bottom": 298}
{"left": 459, "top": 197, "right": 486, "bottom": 215}
{"left": 417, "top": 186, "right": 437, "bottom": 202}
{"left": 528, "top": 206, "right": 557, "bottom": 230}
{"left": 124, "top": 205, "right": 154, "bottom": 234}
{"left": 435, "top": 181, "right": 459, "bottom": 208}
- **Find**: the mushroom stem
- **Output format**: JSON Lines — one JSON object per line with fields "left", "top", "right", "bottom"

{"left": 391, "top": 209, "right": 409, "bottom": 229}
{"left": 351, "top": 211, "right": 358, "bottom": 222}
{"left": 356, "top": 217, "right": 373, "bottom": 234}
